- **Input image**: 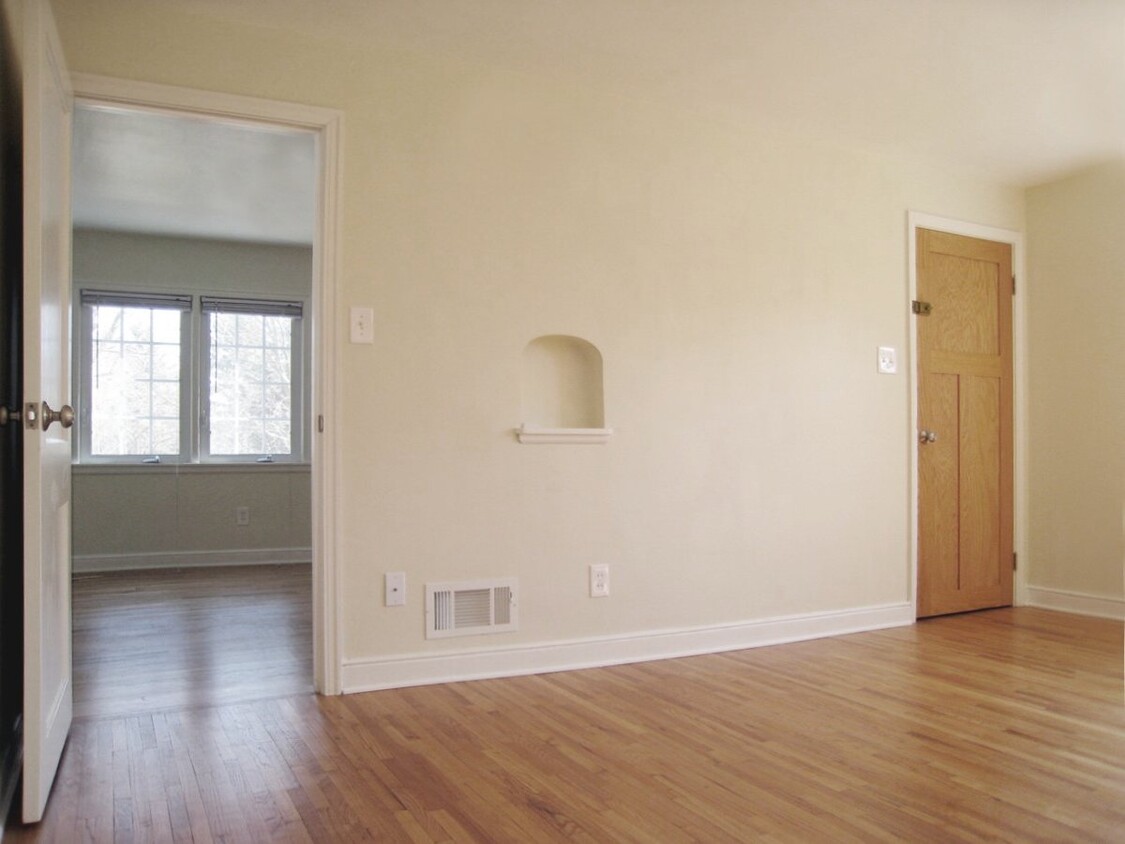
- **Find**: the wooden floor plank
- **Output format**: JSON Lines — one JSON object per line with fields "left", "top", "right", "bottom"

{"left": 6, "top": 599, "right": 1123, "bottom": 842}
{"left": 70, "top": 564, "right": 312, "bottom": 719}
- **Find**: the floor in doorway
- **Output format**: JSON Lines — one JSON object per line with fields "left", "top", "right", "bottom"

{"left": 72, "top": 563, "right": 312, "bottom": 719}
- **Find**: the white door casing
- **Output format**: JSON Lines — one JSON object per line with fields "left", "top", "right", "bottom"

{"left": 17, "top": 0, "right": 74, "bottom": 823}
{"left": 69, "top": 73, "right": 344, "bottom": 696}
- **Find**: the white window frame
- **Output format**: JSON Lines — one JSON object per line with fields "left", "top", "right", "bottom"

{"left": 199, "top": 297, "right": 306, "bottom": 464}
{"left": 75, "top": 287, "right": 310, "bottom": 465}
{"left": 76, "top": 289, "right": 193, "bottom": 465}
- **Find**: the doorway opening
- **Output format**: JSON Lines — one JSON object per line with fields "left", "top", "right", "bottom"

{"left": 68, "top": 87, "right": 337, "bottom": 715}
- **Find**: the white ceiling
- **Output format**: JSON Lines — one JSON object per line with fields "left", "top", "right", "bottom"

{"left": 74, "top": 0, "right": 1125, "bottom": 243}
{"left": 158, "top": 0, "right": 1125, "bottom": 187}
{"left": 72, "top": 105, "right": 316, "bottom": 245}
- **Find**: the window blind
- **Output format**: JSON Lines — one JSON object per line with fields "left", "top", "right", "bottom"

{"left": 200, "top": 296, "right": 303, "bottom": 318}
{"left": 80, "top": 290, "right": 192, "bottom": 310}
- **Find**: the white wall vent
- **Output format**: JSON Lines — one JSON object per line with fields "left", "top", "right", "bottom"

{"left": 425, "top": 578, "right": 518, "bottom": 639}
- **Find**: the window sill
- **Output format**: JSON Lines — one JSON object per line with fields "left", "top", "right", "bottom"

{"left": 72, "top": 462, "right": 312, "bottom": 476}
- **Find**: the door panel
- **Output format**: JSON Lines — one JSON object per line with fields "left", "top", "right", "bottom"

{"left": 16, "top": 0, "right": 73, "bottom": 822}
{"left": 916, "top": 228, "right": 1012, "bottom": 618}
{"left": 959, "top": 375, "right": 1000, "bottom": 593}
{"left": 918, "top": 371, "right": 958, "bottom": 606}
{"left": 928, "top": 250, "right": 999, "bottom": 356}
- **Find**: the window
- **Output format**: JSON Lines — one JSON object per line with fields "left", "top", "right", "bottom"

{"left": 201, "top": 297, "right": 303, "bottom": 461}
{"left": 77, "top": 290, "right": 306, "bottom": 464}
{"left": 81, "top": 291, "right": 191, "bottom": 460}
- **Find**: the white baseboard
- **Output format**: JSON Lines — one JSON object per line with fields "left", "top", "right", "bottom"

{"left": 342, "top": 601, "right": 914, "bottom": 694}
{"left": 1024, "top": 586, "right": 1125, "bottom": 620}
{"left": 72, "top": 547, "right": 312, "bottom": 573}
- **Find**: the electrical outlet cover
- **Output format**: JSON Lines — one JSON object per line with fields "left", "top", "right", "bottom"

{"left": 589, "top": 564, "right": 610, "bottom": 597}
{"left": 385, "top": 572, "right": 406, "bottom": 607}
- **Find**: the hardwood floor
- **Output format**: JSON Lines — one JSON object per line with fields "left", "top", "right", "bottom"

{"left": 71, "top": 564, "right": 312, "bottom": 719}
{"left": 8, "top": 608, "right": 1124, "bottom": 842}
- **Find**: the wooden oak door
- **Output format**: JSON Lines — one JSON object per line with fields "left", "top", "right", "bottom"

{"left": 916, "top": 228, "right": 1013, "bottom": 618}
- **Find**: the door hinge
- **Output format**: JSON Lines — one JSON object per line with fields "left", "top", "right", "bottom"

{"left": 1012, "top": 274, "right": 1016, "bottom": 295}
{"left": 1012, "top": 552, "right": 1017, "bottom": 571}
{"left": 317, "top": 414, "right": 324, "bottom": 433}
{"left": 911, "top": 300, "right": 933, "bottom": 316}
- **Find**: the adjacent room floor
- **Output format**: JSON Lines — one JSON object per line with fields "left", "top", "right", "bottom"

{"left": 71, "top": 563, "right": 313, "bottom": 719}
{"left": 9, "top": 604, "right": 1125, "bottom": 841}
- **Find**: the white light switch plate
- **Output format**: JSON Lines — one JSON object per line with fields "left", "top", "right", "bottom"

{"left": 877, "top": 346, "right": 897, "bottom": 374}
{"left": 350, "top": 306, "right": 375, "bottom": 344}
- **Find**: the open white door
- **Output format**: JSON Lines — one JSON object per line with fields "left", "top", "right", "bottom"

{"left": 16, "top": 0, "right": 73, "bottom": 823}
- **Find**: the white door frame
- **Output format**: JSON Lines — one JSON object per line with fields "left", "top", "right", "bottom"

{"left": 907, "top": 211, "right": 1028, "bottom": 614}
{"left": 70, "top": 73, "right": 343, "bottom": 694}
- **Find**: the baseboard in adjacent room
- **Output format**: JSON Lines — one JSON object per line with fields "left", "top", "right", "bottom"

{"left": 72, "top": 547, "right": 312, "bottom": 573}
{"left": 342, "top": 601, "right": 914, "bottom": 694}
{"left": 1024, "top": 586, "right": 1125, "bottom": 620}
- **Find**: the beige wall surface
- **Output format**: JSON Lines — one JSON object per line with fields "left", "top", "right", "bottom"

{"left": 52, "top": 2, "right": 1026, "bottom": 662}
{"left": 1027, "top": 162, "right": 1125, "bottom": 601}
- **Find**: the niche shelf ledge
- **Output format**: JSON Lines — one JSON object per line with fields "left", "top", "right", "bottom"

{"left": 516, "top": 425, "right": 613, "bottom": 445}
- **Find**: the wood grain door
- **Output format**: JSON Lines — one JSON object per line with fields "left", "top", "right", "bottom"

{"left": 916, "top": 228, "right": 1013, "bottom": 618}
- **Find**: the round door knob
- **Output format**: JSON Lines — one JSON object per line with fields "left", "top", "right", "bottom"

{"left": 41, "top": 401, "right": 74, "bottom": 430}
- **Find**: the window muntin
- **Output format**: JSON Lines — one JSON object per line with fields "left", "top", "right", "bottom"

{"left": 89, "top": 304, "right": 182, "bottom": 455}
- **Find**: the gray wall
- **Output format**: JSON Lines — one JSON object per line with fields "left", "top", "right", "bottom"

{"left": 71, "top": 229, "right": 313, "bottom": 571}
{"left": 72, "top": 464, "right": 311, "bottom": 571}
{"left": 72, "top": 228, "right": 312, "bottom": 296}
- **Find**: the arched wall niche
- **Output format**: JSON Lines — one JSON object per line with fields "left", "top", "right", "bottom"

{"left": 518, "top": 335, "right": 611, "bottom": 444}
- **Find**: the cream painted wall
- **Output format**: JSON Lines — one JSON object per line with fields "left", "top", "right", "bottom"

{"left": 522, "top": 336, "right": 605, "bottom": 429}
{"left": 70, "top": 230, "right": 314, "bottom": 569}
{"left": 51, "top": 2, "right": 1025, "bottom": 665}
{"left": 1026, "top": 161, "right": 1125, "bottom": 602}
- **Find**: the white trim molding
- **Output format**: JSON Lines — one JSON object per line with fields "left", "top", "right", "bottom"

{"left": 72, "top": 462, "right": 313, "bottom": 477}
{"left": 341, "top": 602, "right": 913, "bottom": 694}
{"left": 906, "top": 212, "right": 1028, "bottom": 613}
{"left": 69, "top": 73, "right": 343, "bottom": 695}
{"left": 73, "top": 548, "right": 312, "bottom": 574}
{"left": 1024, "top": 586, "right": 1125, "bottom": 621}
{"left": 516, "top": 425, "right": 614, "bottom": 444}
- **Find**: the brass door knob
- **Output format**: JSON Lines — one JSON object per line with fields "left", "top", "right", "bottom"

{"left": 41, "top": 401, "right": 74, "bottom": 430}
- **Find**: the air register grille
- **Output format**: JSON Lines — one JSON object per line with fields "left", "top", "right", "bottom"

{"left": 425, "top": 579, "right": 518, "bottom": 639}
